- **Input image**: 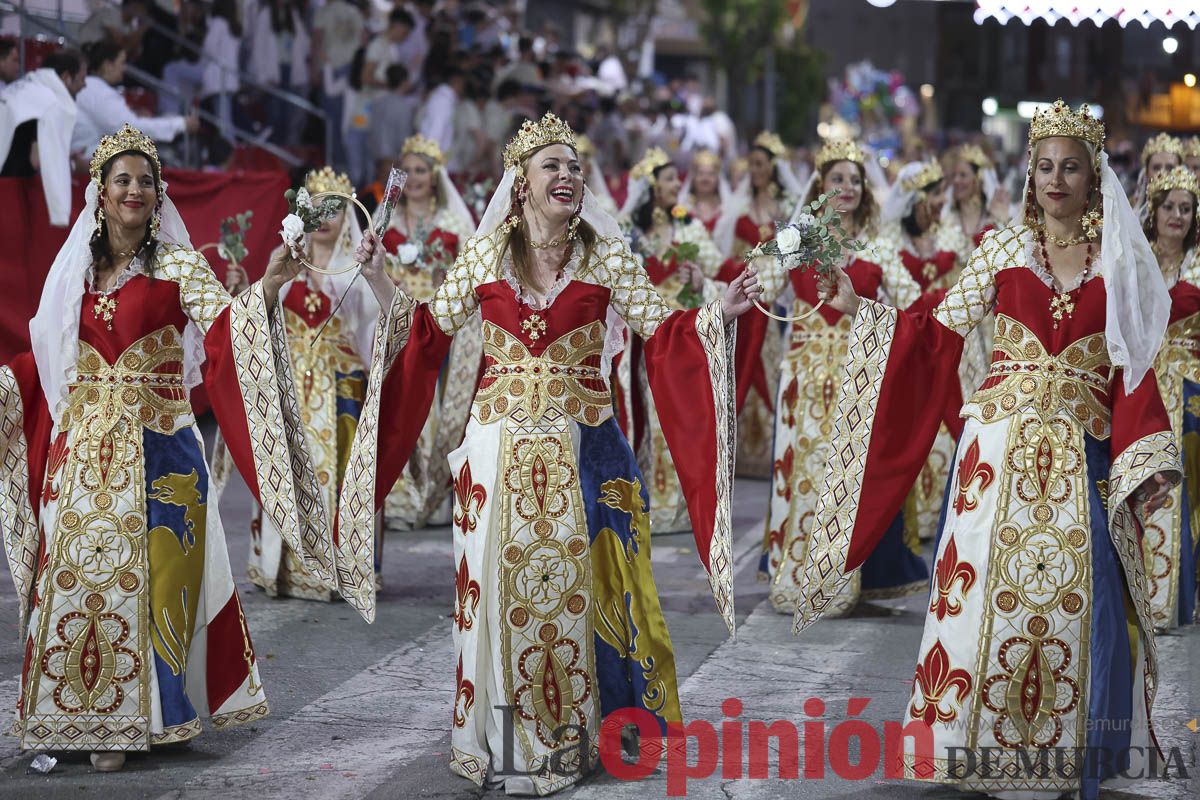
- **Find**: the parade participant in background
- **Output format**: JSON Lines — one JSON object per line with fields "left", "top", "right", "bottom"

{"left": 379, "top": 133, "right": 480, "bottom": 530}
{"left": 621, "top": 146, "right": 724, "bottom": 533}
{"left": 807, "top": 101, "right": 1178, "bottom": 800}
{"left": 229, "top": 167, "right": 380, "bottom": 600}
{"left": 1141, "top": 165, "right": 1200, "bottom": 631}
{"left": 332, "top": 113, "right": 760, "bottom": 794}
{"left": 760, "top": 138, "right": 927, "bottom": 614}
{"left": 1185, "top": 136, "right": 1200, "bottom": 182}
{"left": 945, "top": 143, "right": 1010, "bottom": 255}
{"left": 1134, "top": 132, "right": 1184, "bottom": 220}
{"left": 680, "top": 148, "right": 730, "bottom": 234}
{"left": 714, "top": 131, "right": 805, "bottom": 477}
{"left": 574, "top": 133, "right": 618, "bottom": 217}
{"left": 0, "top": 125, "right": 324, "bottom": 771}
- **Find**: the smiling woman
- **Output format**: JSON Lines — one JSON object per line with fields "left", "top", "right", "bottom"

{"left": 0, "top": 124, "right": 323, "bottom": 772}
{"left": 324, "top": 112, "right": 763, "bottom": 795}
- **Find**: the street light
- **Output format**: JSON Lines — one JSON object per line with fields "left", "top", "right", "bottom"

{"left": 1187, "top": 74, "right": 1198, "bottom": 88}
{"left": 866, "top": 0, "right": 898, "bottom": 7}
{"left": 982, "top": 97, "right": 999, "bottom": 116}
{"left": 1163, "top": 37, "right": 1179, "bottom": 55}
{"left": 920, "top": 84, "right": 935, "bottom": 99}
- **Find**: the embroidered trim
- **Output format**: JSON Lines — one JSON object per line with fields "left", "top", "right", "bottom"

{"left": 210, "top": 700, "right": 271, "bottom": 729}
{"left": 0, "top": 367, "right": 39, "bottom": 642}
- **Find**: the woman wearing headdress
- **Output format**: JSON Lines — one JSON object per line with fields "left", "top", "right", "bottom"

{"left": 807, "top": 101, "right": 1178, "bottom": 799}
{"left": 236, "top": 167, "right": 380, "bottom": 601}
{"left": 946, "top": 144, "right": 1011, "bottom": 254}
{"left": 574, "top": 133, "right": 619, "bottom": 217}
{"left": 1184, "top": 136, "right": 1200, "bottom": 182}
{"left": 878, "top": 160, "right": 992, "bottom": 539}
{"left": 380, "top": 133, "right": 482, "bottom": 530}
{"left": 680, "top": 148, "right": 729, "bottom": 234}
{"left": 714, "top": 131, "right": 805, "bottom": 477}
{"left": 331, "top": 112, "right": 761, "bottom": 794}
{"left": 1141, "top": 165, "right": 1200, "bottom": 630}
{"left": 1134, "top": 132, "right": 1184, "bottom": 219}
{"left": 621, "top": 146, "right": 724, "bottom": 533}
{"left": 0, "top": 125, "right": 325, "bottom": 770}
{"left": 759, "top": 138, "right": 928, "bottom": 615}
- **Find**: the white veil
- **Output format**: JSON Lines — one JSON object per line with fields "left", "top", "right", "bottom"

{"left": 436, "top": 166, "right": 475, "bottom": 233}
{"left": 30, "top": 181, "right": 200, "bottom": 425}
{"left": 1018, "top": 147, "right": 1168, "bottom": 392}
{"left": 712, "top": 149, "right": 805, "bottom": 255}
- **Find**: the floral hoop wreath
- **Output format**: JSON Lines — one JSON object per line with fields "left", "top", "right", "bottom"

{"left": 298, "top": 191, "right": 374, "bottom": 275}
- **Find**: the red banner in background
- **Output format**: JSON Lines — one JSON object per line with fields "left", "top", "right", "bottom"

{"left": 0, "top": 169, "right": 290, "bottom": 363}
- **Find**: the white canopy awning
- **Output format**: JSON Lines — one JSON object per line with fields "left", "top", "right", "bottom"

{"left": 975, "top": 1, "right": 1199, "bottom": 29}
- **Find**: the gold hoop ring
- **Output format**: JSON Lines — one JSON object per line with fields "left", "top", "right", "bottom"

{"left": 298, "top": 191, "right": 374, "bottom": 275}
{"left": 753, "top": 297, "right": 824, "bottom": 322}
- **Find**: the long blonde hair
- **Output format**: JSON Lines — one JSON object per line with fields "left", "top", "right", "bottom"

{"left": 502, "top": 149, "right": 598, "bottom": 293}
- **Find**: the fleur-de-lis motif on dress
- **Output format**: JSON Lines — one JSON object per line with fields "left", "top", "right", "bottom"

{"left": 453, "top": 460, "right": 487, "bottom": 535}
{"left": 910, "top": 639, "right": 973, "bottom": 726}
{"left": 930, "top": 534, "right": 976, "bottom": 621}
{"left": 953, "top": 437, "right": 994, "bottom": 515}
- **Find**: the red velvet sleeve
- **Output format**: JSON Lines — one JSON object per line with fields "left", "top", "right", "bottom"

{"left": 372, "top": 304, "right": 454, "bottom": 508}
{"left": 203, "top": 305, "right": 261, "bottom": 498}
{"left": 6, "top": 352, "right": 51, "bottom": 520}
{"left": 1110, "top": 368, "right": 1172, "bottom": 462}
{"left": 845, "top": 307, "right": 966, "bottom": 571}
{"left": 643, "top": 308, "right": 727, "bottom": 570}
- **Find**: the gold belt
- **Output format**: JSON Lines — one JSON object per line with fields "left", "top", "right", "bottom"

{"left": 474, "top": 320, "right": 612, "bottom": 426}
{"left": 984, "top": 358, "right": 1109, "bottom": 393}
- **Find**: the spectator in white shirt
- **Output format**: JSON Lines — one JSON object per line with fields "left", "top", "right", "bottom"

{"left": 417, "top": 65, "right": 463, "bottom": 158}
{"left": 0, "top": 41, "right": 20, "bottom": 87}
{"left": 364, "top": 8, "right": 419, "bottom": 95}
{"left": 72, "top": 40, "right": 198, "bottom": 159}
{"left": 0, "top": 49, "right": 87, "bottom": 226}
{"left": 248, "top": 0, "right": 310, "bottom": 145}
{"left": 200, "top": 0, "right": 242, "bottom": 139}
{"left": 79, "top": 0, "right": 149, "bottom": 56}
{"left": 311, "top": 0, "right": 366, "bottom": 175}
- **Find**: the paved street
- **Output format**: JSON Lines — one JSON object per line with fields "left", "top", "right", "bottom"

{"left": 0, "top": 429, "right": 1196, "bottom": 800}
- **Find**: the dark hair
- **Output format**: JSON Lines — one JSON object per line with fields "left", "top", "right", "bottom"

{"left": 902, "top": 178, "right": 944, "bottom": 238}
{"left": 633, "top": 164, "right": 688, "bottom": 231}
{"left": 83, "top": 39, "right": 124, "bottom": 73}
{"left": 0, "top": 39, "right": 17, "bottom": 59}
{"left": 497, "top": 78, "right": 523, "bottom": 101}
{"left": 212, "top": 0, "right": 243, "bottom": 38}
{"left": 348, "top": 45, "right": 366, "bottom": 91}
{"left": 269, "top": 0, "right": 296, "bottom": 35}
{"left": 385, "top": 63, "right": 408, "bottom": 90}
{"left": 1144, "top": 187, "right": 1199, "bottom": 254}
{"left": 803, "top": 160, "right": 877, "bottom": 236}
{"left": 956, "top": 161, "right": 987, "bottom": 210}
{"left": 518, "top": 36, "right": 534, "bottom": 55}
{"left": 41, "top": 48, "right": 85, "bottom": 78}
{"left": 750, "top": 145, "right": 781, "bottom": 197}
{"left": 389, "top": 8, "right": 415, "bottom": 29}
{"left": 89, "top": 150, "right": 162, "bottom": 277}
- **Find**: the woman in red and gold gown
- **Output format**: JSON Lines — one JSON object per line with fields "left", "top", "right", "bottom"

{"left": 760, "top": 139, "right": 928, "bottom": 615}
{"left": 801, "top": 102, "right": 1178, "bottom": 800}
{"left": 331, "top": 113, "right": 761, "bottom": 795}
{"left": 714, "top": 131, "right": 804, "bottom": 476}
{"left": 1141, "top": 165, "right": 1200, "bottom": 630}
{"left": 622, "top": 146, "right": 724, "bottom": 533}
{"left": 681, "top": 148, "right": 727, "bottom": 235}
{"left": 946, "top": 144, "right": 1009, "bottom": 255}
{"left": 242, "top": 167, "right": 378, "bottom": 600}
{"left": 1134, "top": 133, "right": 1184, "bottom": 219}
{"left": 380, "top": 134, "right": 481, "bottom": 529}
{"left": 0, "top": 126, "right": 324, "bottom": 769}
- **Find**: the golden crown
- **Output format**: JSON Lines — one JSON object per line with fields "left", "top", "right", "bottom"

{"left": 1142, "top": 132, "right": 1184, "bottom": 165}
{"left": 574, "top": 134, "right": 595, "bottom": 157}
{"left": 815, "top": 139, "right": 865, "bottom": 170}
{"left": 90, "top": 123, "right": 160, "bottom": 187}
{"left": 901, "top": 160, "right": 944, "bottom": 193}
{"left": 304, "top": 166, "right": 354, "bottom": 196}
{"left": 1184, "top": 136, "right": 1200, "bottom": 159}
{"left": 958, "top": 144, "right": 993, "bottom": 170}
{"left": 401, "top": 133, "right": 446, "bottom": 166}
{"left": 753, "top": 131, "right": 787, "bottom": 159}
{"left": 503, "top": 112, "right": 576, "bottom": 170}
{"left": 1148, "top": 165, "right": 1200, "bottom": 200}
{"left": 631, "top": 147, "right": 671, "bottom": 183}
{"left": 691, "top": 149, "right": 722, "bottom": 170}
{"left": 1028, "top": 99, "right": 1105, "bottom": 151}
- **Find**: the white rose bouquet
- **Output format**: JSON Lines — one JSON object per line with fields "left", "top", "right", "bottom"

{"left": 748, "top": 191, "right": 865, "bottom": 277}
{"left": 279, "top": 187, "right": 345, "bottom": 253}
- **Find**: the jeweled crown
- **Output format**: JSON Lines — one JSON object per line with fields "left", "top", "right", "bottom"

{"left": 691, "top": 149, "right": 722, "bottom": 170}
{"left": 958, "top": 144, "right": 993, "bottom": 170}
{"left": 901, "top": 160, "right": 944, "bottom": 193}
{"left": 1028, "top": 100, "right": 1105, "bottom": 152}
{"left": 90, "top": 123, "right": 160, "bottom": 187}
{"left": 402, "top": 134, "right": 446, "bottom": 167}
{"left": 631, "top": 147, "right": 671, "bottom": 183}
{"left": 503, "top": 112, "right": 576, "bottom": 170}
{"left": 753, "top": 131, "right": 787, "bottom": 159}
{"left": 1141, "top": 132, "right": 1184, "bottom": 165}
{"left": 304, "top": 166, "right": 354, "bottom": 196}
{"left": 574, "top": 134, "right": 595, "bottom": 158}
{"left": 815, "top": 139, "right": 865, "bottom": 170}
{"left": 1148, "top": 165, "right": 1200, "bottom": 200}
{"left": 1185, "top": 136, "right": 1200, "bottom": 159}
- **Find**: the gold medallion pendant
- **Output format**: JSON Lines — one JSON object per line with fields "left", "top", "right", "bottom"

{"left": 1049, "top": 293, "right": 1075, "bottom": 329}
{"left": 93, "top": 295, "right": 118, "bottom": 330}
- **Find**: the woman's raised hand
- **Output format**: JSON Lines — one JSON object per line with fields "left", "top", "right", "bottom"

{"left": 355, "top": 231, "right": 398, "bottom": 309}
{"left": 721, "top": 267, "right": 763, "bottom": 324}
{"left": 815, "top": 267, "right": 861, "bottom": 316}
